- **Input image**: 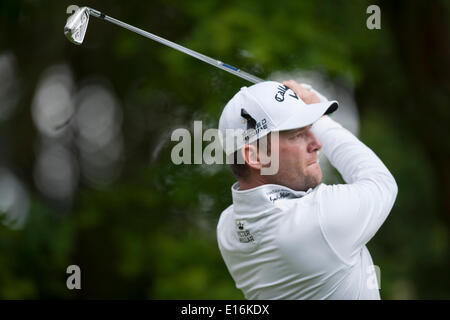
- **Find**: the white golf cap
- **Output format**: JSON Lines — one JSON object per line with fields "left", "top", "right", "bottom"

{"left": 218, "top": 81, "right": 338, "bottom": 155}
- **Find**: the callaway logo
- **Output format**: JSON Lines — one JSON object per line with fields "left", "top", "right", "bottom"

{"left": 275, "top": 85, "right": 299, "bottom": 102}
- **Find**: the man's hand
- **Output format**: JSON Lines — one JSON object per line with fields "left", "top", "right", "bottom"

{"left": 282, "top": 80, "right": 321, "bottom": 104}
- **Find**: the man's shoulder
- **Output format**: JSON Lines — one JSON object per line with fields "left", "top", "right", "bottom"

{"left": 217, "top": 204, "right": 234, "bottom": 230}
{"left": 220, "top": 203, "right": 234, "bottom": 215}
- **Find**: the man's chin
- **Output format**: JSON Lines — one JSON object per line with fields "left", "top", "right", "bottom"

{"left": 264, "top": 167, "right": 322, "bottom": 191}
{"left": 303, "top": 170, "right": 322, "bottom": 190}
{"left": 306, "top": 177, "right": 321, "bottom": 190}
{"left": 286, "top": 174, "right": 321, "bottom": 192}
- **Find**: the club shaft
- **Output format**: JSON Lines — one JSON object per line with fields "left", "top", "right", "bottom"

{"left": 88, "top": 8, "right": 264, "bottom": 84}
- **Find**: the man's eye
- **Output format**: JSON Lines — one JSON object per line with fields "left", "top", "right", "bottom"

{"left": 296, "top": 126, "right": 312, "bottom": 138}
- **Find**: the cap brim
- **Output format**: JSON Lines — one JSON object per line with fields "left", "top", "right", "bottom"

{"left": 275, "top": 100, "right": 338, "bottom": 132}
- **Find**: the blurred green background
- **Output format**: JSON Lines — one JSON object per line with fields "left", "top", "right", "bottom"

{"left": 0, "top": 0, "right": 449, "bottom": 299}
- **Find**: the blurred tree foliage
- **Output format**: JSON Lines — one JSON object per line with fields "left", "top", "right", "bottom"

{"left": 0, "top": 0, "right": 449, "bottom": 299}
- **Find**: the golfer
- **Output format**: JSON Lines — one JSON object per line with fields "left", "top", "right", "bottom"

{"left": 216, "top": 80, "right": 398, "bottom": 299}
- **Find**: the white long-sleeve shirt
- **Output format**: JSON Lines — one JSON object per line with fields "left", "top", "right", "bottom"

{"left": 216, "top": 116, "right": 398, "bottom": 300}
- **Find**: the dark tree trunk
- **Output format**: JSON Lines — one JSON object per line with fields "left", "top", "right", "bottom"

{"left": 383, "top": 0, "right": 450, "bottom": 227}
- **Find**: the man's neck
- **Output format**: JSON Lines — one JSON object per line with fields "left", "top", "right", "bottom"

{"left": 238, "top": 177, "right": 267, "bottom": 191}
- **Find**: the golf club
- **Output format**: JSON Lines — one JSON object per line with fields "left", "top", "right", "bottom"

{"left": 64, "top": 6, "right": 264, "bottom": 84}
{"left": 62, "top": 6, "right": 315, "bottom": 131}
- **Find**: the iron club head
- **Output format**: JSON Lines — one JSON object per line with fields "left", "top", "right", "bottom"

{"left": 64, "top": 7, "right": 91, "bottom": 45}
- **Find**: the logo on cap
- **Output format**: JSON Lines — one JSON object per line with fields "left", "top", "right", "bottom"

{"left": 241, "top": 108, "right": 257, "bottom": 130}
{"left": 240, "top": 108, "right": 269, "bottom": 142}
{"left": 275, "top": 85, "right": 299, "bottom": 102}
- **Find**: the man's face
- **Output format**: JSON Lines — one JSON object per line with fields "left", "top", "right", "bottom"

{"left": 265, "top": 125, "right": 323, "bottom": 191}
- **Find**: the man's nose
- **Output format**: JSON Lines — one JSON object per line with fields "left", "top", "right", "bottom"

{"left": 308, "top": 133, "right": 322, "bottom": 153}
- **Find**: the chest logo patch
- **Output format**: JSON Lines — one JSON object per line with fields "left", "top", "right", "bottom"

{"left": 236, "top": 220, "right": 255, "bottom": 243}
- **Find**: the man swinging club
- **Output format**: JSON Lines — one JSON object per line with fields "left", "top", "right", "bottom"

{"left": 217, "top": 80, "right": 398, "bottom": 299}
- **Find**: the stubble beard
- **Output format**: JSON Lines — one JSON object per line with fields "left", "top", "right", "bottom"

{"left": 300, "top": 173, "right": 322, "bottom": 191}
{"left": 265, "top": 167, "right": 322, "bottom": 192}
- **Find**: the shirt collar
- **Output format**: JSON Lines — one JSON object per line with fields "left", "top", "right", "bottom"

{"left": 231, "top": 182, "right": 314, "bottom": 216}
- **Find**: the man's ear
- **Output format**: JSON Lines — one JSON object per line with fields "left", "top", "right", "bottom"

{"left": 242, "top": 143, "right": 261, "bottom": 170}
